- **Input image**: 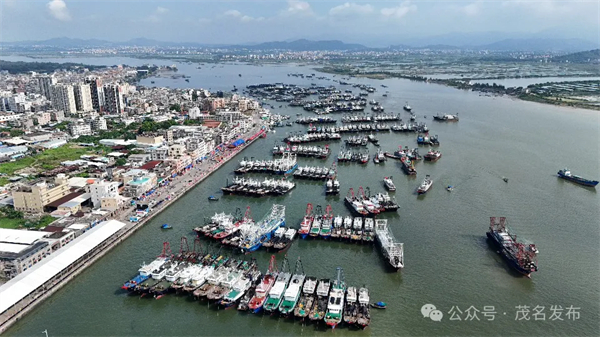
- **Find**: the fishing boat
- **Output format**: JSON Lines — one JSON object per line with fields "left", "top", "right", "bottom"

{"left": 343, "top": 286, "right": 358, "bottom": 325}
{"left": 309, "top": 213, "right": 322, "bottom": 238}
{"left": 345, "top": 188, "right": 369, "bottom": 216}
{"left": 400, "top": 156, "right": 417, "bottom": 175}
{"left": 319, "top": 205, "right": 333, "bottom": 239}
{"left": 309, "top": 279, "right": 331, "bottom": 321}
{"left": 557, "top": 168, "right": 598, "bottom": 187}
{"left": 403, "top": 102, "right": 412, "bottom": 112}
{"left": 278, "top": 258, "right": 306, "bottom": 316}
{"left": 161, "top": 224, "right": 173, "bottom": 229}
{"left": 248, "top": 255, "right": 278, "bottom": 313}
{"left": 240, "top": 204, "right": 286, "bottom": 253}
{"left": 383, "top": 177, "right": 396, "bottom": 191}
{"left": 221, "top": 271, "right": 256, "bottom": 308}
{"left": 263, "top": 257, "right": 291, "bottom": 313}
{"left": 208, "top": 195, "right": 219, "bottom": 201}
{"left": 487, "top": 217, "right": 539, "bottom": 277}
{"left": 294, "top": 276, "right": 317, "bottom": 318}
{"left": 325, "top": 267, "right": 346, "bottom": 329}
{"left": 374, "top": 219, "right": 404, "bottom": 270}
{"left": 424, "top": 150, "right": 442, "bottom": 161}
{"left": 417, "top": 175, "right": 433, "bottom": 194}
{"left": 298, "top": 204, "right": 314, "bottom": 239}
{"left": 123, "top": 253, "right": 167, "bottom": 291}
{"left": 357, "top": 287, "right": 371, "bottom": 328}
{"left": 446, "top": 185, "right": 454, "bottom": 192}
{"left": 371, "top": 301, "right": 387, "bottom": 309}
{"left": 273, "top": 228, "right": 296, "bottom": 250}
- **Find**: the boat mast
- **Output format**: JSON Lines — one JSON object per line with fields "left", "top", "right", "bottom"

{"left": 294, "top": 257, "right": 305, "bottom": 276}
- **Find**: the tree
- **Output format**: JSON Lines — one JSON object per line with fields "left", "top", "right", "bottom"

{"left": 115, "top": 158, "right": 127, "bottom": 166}
{"left": 9, "top": 129, "right": 25, "bottom": 137}
{"left": 169, "top": 103, "right": 182, "bottom": 112}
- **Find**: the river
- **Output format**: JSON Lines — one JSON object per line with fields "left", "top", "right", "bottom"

{"left": 3, "top": 56, "right": 599, "bottom": 336}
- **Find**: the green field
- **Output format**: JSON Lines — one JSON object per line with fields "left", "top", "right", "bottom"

{"left": 0, "top": 145, "right": 93, "bottom": 176}
{"left": 0, "top": 215, "right": 56, "bottom": 229}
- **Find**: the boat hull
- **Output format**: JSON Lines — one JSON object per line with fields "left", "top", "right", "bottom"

{"left": 486, "top": 232, "right": 536, "bottom": 277}
{"left": 557, "top": 172, "right": 598, "bottom": 187}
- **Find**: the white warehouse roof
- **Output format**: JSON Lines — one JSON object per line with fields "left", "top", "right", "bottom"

{"left": 0, "top": 219, "right": 125, "bottom": 315}
{"left": 0, "top": 228, "right": 50, "bottom": 245}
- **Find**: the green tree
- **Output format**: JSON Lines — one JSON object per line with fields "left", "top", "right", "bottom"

{"left": 9, "top": 129, "right": 25, "bottom": 137}
{"left": 115, "top": 158, "right": 127, "bottom": 166}
{"left": 169, "top": 103, "right": 182, "bottom": 112}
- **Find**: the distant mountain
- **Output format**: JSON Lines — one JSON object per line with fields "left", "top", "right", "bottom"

{"left": 479, "top": 38, "right": 599, "bottom": 52}
{"left": 551, "top": 49, "right": 600, "bottom": 63}
{"left": 240, "top": 39, "right": 368, "bottom": 51}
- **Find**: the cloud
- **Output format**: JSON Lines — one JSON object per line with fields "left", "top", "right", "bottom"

{"left": 144, "top": 7, "right": 169, "bottom": 23}
{"left": 462, "top": 2, "right": 481, "bottom": 16}
{"left": 224, "top": 10, "right": 242, "bottom": 17}
{"left": 156, "top": 7, "right": 169, "bottom": 14}
{"left": 47, "top": 0, "right": 71, "bottom": 21}
{"left": 285, "top": 0, "right": 313, "bottom": 15}
{"left": 329, "top": 3, "right": 374, "bottom": 17}
{"left": 381, "top": 1, "right": 417, "bottom": 19}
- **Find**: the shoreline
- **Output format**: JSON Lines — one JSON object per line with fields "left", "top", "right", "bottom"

{"left": 0, "top": 124, "right": 267, "bottom": 333}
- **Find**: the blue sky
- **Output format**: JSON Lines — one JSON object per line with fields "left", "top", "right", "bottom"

{"left": 0, "top": 0, "right": 598, "bottom": 46}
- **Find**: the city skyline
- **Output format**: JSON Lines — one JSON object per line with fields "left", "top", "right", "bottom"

{"left": 0, "top": 0, "right": 598, "bottom": 47}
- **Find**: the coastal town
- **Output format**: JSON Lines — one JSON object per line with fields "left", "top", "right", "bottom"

{"left": 0, "top": 63, "right": 276, "bottom": 329}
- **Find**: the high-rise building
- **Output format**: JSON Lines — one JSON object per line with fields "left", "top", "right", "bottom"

{"left": 73, "top": 83, "right": 93, "bottom": 112}
{"left": 85, "top": 78, "right": 105, "bottom": 112}
{"left": 50, "top": 84, "right": 77, "bottom": 115}
{"left": 103, "top": 84, "right": 124, "bottom": 115}
{"left": 37, "top": 75, "right": 56, "bottom": 99}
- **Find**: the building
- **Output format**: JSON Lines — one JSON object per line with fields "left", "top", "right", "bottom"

{"left": 188, "top": 107, "right": 202, "bottom": 119}
{"left": 0, "top": 220, "right": 126, "bottom": 322}
{"left": 87, "top": 181, "right": 119, "bottom": 209}
{"left": 136, "top": 135, "right": 164, "bottom": 146}
{"left": 73, "top": 84, "right": 93, "bottom": 112}
{"left": 0, "top": 228, "right": 52, "bottom": 280}
{"left": 50, "top": 84, "right": 77, "bottom": 115}
{"left": 103, "top": 84, "right": 124, "bottom": 115}
{"left": 12, "top": 174, "right": 70, "bottom": 213}
{"left": 49, "top": 110, "right": 65, "bottom": 122}
{"left": 33, "top": 112, "right": 51, "bottom": 126}
{"left": 122, "top": 170, "right": 157, "bottom": 198}
{"left": 85, "top": 78, "right": 104, "bottom": 112}
{"left": 7, "top": 94, "right": 25, "bottom": 112}
{"left": 0, "top": 146, "right": 28, "bottom": 160}
{"left": 169, "top": 144, "right": 186, "bottom": 157}
{"left": 147, "top": 146, "right": 169, "bottom": 161}
{"left": 37, "top": 76, "right": 56, "bottom": 100}
{"left": 91, "top": 117, "right": 107, "bottom": 131}
{"left": 69, "top": 122, "right": 92, "bottom": 137}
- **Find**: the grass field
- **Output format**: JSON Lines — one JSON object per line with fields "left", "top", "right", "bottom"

{"left": 0, "top": 144, "right": 93, "bottom": 176}
{"left": 0, "top": 215, "right": 56, "bottom": 229}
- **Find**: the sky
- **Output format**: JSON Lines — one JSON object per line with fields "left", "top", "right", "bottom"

{"left": 0, "top": 0, "right": 598, "bottom": 46}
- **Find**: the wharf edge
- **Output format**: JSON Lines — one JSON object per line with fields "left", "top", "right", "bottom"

{"left": 0, "top": 123, "right": 268, "bottom": 334}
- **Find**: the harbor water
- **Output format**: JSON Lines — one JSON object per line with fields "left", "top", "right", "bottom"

{"left": 3, "top": 56, "right": 599, "bottom": 336}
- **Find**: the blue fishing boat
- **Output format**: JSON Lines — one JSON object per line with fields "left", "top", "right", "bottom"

{"left": 161, "top": 224, "right": 173, "bottom": 229}
{"left": 370, "top": 301, "right": 387, "bottom": 309}
{"left": 208, "top": 195, "right": 219, "bottom": 201}
{"left": 557, "top": 168, "right": 598, "bottom": 187}
{"left": 241, "top": 205, "right": 286, "bottom": 253}
{"left": 122, "top": 273, "right": 150, "bottom": 291}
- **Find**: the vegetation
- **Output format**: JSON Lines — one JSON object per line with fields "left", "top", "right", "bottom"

{"left": 0, "top": 144, "right": 92, "bottom": 175}
{"left": 169, "top": 103, "right": 182, "bottom": 112}
{"left": 551, "top": 49, "right": 600, "bottom": 64}
{"left": 115, "top": 158, "right": 127, "bottom": 166}
{"left": 0, "top": 208, "right": 55, "bottom": 229}
{"left": 0, "top": 177, "right": 9, "bottom": 186}
{"left": 138, "top": 119, "right": 178, "bottom": 133}
{"left": 0, "top": 60, "right": 104, "bottom": 74}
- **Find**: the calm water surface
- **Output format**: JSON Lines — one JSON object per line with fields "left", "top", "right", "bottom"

{"left": 3, "top": 57, "right": 599, "bottom": 336}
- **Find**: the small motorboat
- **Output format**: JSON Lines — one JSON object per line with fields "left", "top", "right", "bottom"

{"left": 161, "top": 224, "right": 173, "bottom": 229}
{"left": 502, "top": 177, "right": 509, "bottom": 183}
{"left": 446, "top": 185, "right": 453, "bottom": 192}
{"left": 370, "top": 301, "right": 387, "bottom": 309}
{"left": 208, "top": 195, "right": 219, "bottom": 201}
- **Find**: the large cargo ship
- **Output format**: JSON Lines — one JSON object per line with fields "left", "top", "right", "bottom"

{"left": 557, "top": 168, "right": 598, "bottom": 187}
{"left": 487, "top": 217, "right": 538, "bottom": 277}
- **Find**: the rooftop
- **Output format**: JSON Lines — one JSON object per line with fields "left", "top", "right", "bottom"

{"left": 0, "top": 228, "right": 50, "bottom": 245}
{"left": 0, "top": 220, "right": 126, "bottom": 315}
